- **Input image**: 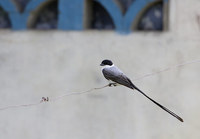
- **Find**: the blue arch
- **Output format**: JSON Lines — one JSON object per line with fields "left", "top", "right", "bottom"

{"left": 123, "top": 0, "right": 168, "bottom": 32}
{"left": 0, "top": 0, "right": 25, "bottom": 29}
{"left": 94, "top": 0, "right": 123, "bottom": 31}
{"left": 91, "top": 0, "right": 167, "bottom": 33}
{"left": 0, "top": 0, "right": 48, "bottom": 29}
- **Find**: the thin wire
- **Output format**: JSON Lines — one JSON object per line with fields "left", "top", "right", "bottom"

{"left": 0, "top": 84, "right": 110, "bottom": 111}
{"left": 133, "top": 59, "right": 200, "bottom": 81}
{"left": 0, "top": 101, "right": 43, "bottom": 110}
{"left": 0, "top": 59, "right": 200, "bottom": 111}
{"left": 50, "top": 84, "right": 110, "bottom": 102}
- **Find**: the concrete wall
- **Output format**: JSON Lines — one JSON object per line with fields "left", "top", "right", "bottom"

{"left": 0, "top": 0, "right": 200, "bottom": 139}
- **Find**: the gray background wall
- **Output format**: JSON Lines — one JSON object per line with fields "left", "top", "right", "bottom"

{"left": 0, "top": 1, "right": 200, "bottom": 139}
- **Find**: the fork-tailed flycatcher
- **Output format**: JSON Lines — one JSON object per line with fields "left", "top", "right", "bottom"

{"left": 100, "top": 59, "right": 183, "bottom": 122}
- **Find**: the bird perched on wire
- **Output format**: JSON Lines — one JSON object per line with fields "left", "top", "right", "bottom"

{"left": 100, "top": 59, "right": 183, "bottom": 122}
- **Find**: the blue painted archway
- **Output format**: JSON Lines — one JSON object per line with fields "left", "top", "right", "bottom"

{"left": 0, "top": 0, "right": 168, "bottom": 33}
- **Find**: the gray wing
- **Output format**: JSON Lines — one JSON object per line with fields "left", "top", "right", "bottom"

{"left": 102, "top": 68, "right": 135, "bottom": 89}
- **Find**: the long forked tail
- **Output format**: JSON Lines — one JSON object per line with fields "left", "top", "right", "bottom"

{"left": 133, "top": 86, "right": 184, "bottom": 122}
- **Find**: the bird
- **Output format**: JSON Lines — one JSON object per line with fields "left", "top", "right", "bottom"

{"left": 100, "top": 59, "right": 183, "bottom": 122}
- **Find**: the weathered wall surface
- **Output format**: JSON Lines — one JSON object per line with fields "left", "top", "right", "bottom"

{"left": 0, "top": 1, "right": 200, "bottom": 139}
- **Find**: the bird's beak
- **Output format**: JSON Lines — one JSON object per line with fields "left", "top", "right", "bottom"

{"left": 100, "top": 63, "right": 104, "bottom": 66}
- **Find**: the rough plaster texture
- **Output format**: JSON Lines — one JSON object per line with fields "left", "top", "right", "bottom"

{"left": 0, "top": 1, "right": 200, "bottom": 139}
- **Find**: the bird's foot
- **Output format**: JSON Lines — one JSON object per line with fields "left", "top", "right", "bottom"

{"left": 108, "top": 83, "right": 118, "bottom": 87}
